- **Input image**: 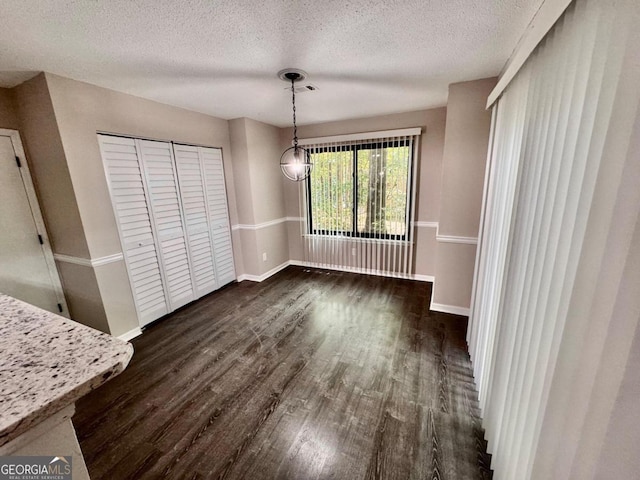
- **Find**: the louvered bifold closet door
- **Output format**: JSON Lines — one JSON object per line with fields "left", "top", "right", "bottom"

{"left": 200, "top": 147, "right": 236, "bottom": 286}
{"left": 173, "top": 144, "right": 218, "bottom": 297}
{"left": 98, "top": 135, "right": 168, "bottom": 326}
{"left": 137, "top": 139, "right": 196, "bottom": 310}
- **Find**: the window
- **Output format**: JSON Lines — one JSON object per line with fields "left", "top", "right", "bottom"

{"left": 307, "top": 139, "right": 413, "bottom": 240}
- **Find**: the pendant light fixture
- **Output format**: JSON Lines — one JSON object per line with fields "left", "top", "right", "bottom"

{"left": 278, "top": 68, "right": 313, "bottom": 181}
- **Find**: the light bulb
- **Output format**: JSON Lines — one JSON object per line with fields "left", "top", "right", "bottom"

{"left": 280, "top": 145, "right": 312, "bottom": 181}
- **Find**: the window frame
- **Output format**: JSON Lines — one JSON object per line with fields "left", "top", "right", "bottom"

{"left": 306, "top": 139, "right": 413, "bottom": 241}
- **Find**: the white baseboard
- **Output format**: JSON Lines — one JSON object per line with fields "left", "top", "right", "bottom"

{"left": 413, "top": 274, "right": 435, "bottom": 282}
{"left": 237, "top": 261, "right": 291, "bottom": 283}
{"left": 288, "top": 260, "right": 308, "bottom": 267}
{"left": 429, "top": 283, "right": 470, "bottom": 316}
{"left": 429, "top": 302, "right": 470, "bottom": 317}
{"left": 289, "top": 260, "right": 433, "bottom": 282}
{"left": 117, "top": 327, "right": 142, "bottom": 342}
{"left": 291, "top": 260, "right": 390, "bottom": 277}
{"left": 236, "top": 260, "right": 435, "bottom": 289}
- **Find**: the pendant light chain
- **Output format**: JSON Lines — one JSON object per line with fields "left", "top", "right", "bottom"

{"left": 278, "top": 68, "right": 312, "bottom": 182}
{"left": 291, "top": 78, "right": 298, "bottom": 148}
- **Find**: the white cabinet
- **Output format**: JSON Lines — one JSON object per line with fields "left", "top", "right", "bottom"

{"left": 99, "top": 135, "right": 235, "bottom": 327}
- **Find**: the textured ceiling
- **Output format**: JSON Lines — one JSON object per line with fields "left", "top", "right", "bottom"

{"left": 0, "top": 0, "right": 542, "bottom": 126}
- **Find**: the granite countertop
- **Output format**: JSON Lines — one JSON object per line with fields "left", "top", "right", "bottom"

{"left": 0, "top": 294, "right": 134, "bottom": 447}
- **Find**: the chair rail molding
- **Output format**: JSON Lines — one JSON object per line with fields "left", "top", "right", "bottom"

{"left": 53, "top": 252, "right": 124, "bottom": 268}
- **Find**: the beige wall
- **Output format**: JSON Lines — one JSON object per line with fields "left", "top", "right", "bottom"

{"left": 432, "top": 78, "right": 496, "bottom": 310}
{"left": 0, "top": 88, "right": 19, "bottom": 129}
{"left": 11, "top": 74, "right": 108, "bottom": 330}
{"left": 40, "top": 73, "right": 239, "bottom": 336}
{"left": 13, "top": 75, "right": 90, "bottom": 258}
{"left": 255, "top": 224, "right": 290, "bottom": 275}
{"left": 282, "top": 108, "right": 447, "bottom": 278}
{"left": 228, "top": 119, "right": 255, "bottom": 225}
{"left": 6, "top": 71, "right": 493, "bottom": 334}
{"left": 45, "top": 73, "right": 238, "bottom": 258}
{"left": 594, "top": 316, "right": 640, "bottom": 479}
{"left": 244, "top": 119, "right": 287, "bottom": 224}
{"left": 438, "top": 78, "right": 497, "bottom": 237}
{"left": 229, "top": 118, "right": 289, "bottom": 277}
{"left": 432, "top": 242, "right": 478, "bottom": 308}
{"left": 55, "top": 262, "right": 110, "bottom": 332}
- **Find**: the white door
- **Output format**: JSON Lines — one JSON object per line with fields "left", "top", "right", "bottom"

{"left": 98, "top": 135, "right": 169, "bottom": 326}
{"left": 137, "top": 139, "right": 195, "bottom": 310}
{"left": 201, "top": 147, "right": 236, "bottom": 286}
{"left": 173, "top": 144, "right": 218, "bottom": 297}
{"left": 0, "top": 131, "right": 67, "bottom": 315}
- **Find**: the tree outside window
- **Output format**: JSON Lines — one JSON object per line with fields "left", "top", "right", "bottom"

{"left": 308, "top": 141, "right": 412, "bottom": 240}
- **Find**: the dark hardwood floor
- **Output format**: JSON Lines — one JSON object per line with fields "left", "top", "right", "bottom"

{"left": 74, "top": 266, "right": 492, "bottom": 479}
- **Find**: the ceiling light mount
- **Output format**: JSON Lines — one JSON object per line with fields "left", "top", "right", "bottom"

{"left": 277, "top": 68, "right": 308, "bottom": 83}
{"left": 278, "top": 68, "right": 313, "bottom": 182}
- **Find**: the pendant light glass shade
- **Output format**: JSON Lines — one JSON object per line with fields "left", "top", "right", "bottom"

{"left": 278, "top": 68, "right": 313, "bottom": 182}
{"left": 280, "top": 145, "right": 312, "bottom": 181}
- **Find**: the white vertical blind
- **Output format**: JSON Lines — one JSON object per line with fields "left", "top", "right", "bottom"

{"left": 468, "top": 0, "right": 640, "bottom": 479}
{"left": 300, "top": 133, "right": 419, "bottom": 278}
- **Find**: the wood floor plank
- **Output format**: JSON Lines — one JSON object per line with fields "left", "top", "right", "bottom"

{"left": 74, "top": 267, "right": 492, "bottom": 479}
